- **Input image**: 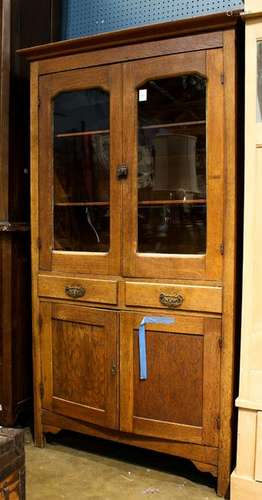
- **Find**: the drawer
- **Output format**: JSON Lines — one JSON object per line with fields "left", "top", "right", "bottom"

{"left": 125, "top": 281, "right": 222, "bottom": 314}
{"left": 38, "top": 275, "right": 118, "bottom": 305}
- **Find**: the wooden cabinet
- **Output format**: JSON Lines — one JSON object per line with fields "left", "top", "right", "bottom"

{"left": 40, "top": 302, "right": 119, "bottom": 429}
{"left": 120, "top": 312, "right": 221, "bottom": 446}
{"left": 21, "top": 16, "right": 237, "bottom": 498}
{"left": 0, "top": 0, "right": 54, "bottom": 426}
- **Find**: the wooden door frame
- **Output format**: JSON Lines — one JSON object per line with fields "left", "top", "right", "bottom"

{"left": 120, "top": 311, "right": 221, "bottom": 447}
{"left": 122, "top": 49, "right": 224, "bottom": 281}
{"left": 38, "top": 64, "right": 123, "bottom": 276}
{"left": 40, "top": 302, "right": 119, "bottom": 430}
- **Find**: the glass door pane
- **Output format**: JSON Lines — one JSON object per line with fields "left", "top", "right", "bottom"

{"left": 137, "top": 75, "right": 206, "bottom": 255}
{"left": 39, "top": 65, "right": 122, "bottom": 275}
{"left": 53, "top": 89, "right": 110, "bottom": 252}
{"left": 122, "top": 50, "right": 224, "bottom": 280}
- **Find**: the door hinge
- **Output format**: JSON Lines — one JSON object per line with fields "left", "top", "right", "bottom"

{"left": 38, "top": 314, "right": 43, "bottom": 331}
{"left": 218, "top": 337, "right": 224, "bottom": 350}
{"left": 220, "top": 73, "right": 224, "bottom": 85}
{"left": 37, "top": 237, "right": 42, "bottom": 250}
{"left": 216, "top": 416, "right": 221, "bottom": 431}
{"left": 40, "top": 383, "right": 44, "bottom": 400}
{"left": 38, "top": 98, "right": 41, "bottom": 108}
{"left": 220, "top": 242, "right": 224, "bottom": 255}
{"left": 0, "top": 403, "right": 3, "bottom": 412}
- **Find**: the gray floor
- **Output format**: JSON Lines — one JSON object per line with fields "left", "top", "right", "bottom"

{"left": 25, "top": 431, "right": 218, "bottom": 499}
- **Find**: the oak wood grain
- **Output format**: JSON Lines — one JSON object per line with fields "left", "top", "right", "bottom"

{"left": 42, "top": 409, "right": 219, "bottom": 466}
{"left": 38, "top": 274, "right": 118, "bottom": 305}
{"left": 120, "top": 311, "right": 221, "bottom": 446}
{"left": 125, "top": 281, "right": 222, "bottom": 313}
{"left": 217, "top": 29, "right": 238, "bottom": 499}
{"left": 36, "top": 31, "right": 224, "bottom": 77}
{"left": 40, "top": 303, "right": 119, "bottom": 430}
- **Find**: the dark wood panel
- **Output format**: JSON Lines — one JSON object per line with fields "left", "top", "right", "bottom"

{"left": 133, "top": 332, "right": 203, "bottom": 426}
{"left": 120, "top": 311, "right": 221, "bottom": 446}
{"left": 53, "top": 320, "right": 106, "bottom": 410}
{"left": 41, "top": 303, "right": 119, "bottom": 429}
{"left": 9, "top": 0, "right": 53, "bottom": 222}
{"left": 0, "top": 0, "right": 53, "bottom": 426}
{"left": 0, "top": 232, "right": 31, "bottom": 426}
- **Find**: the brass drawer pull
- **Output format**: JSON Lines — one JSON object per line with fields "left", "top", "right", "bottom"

{"left": 159, "top": 292, "right": 184, "bottom": 309}
{"left": 65, "top": 285, "right": 86, "bottom": 299}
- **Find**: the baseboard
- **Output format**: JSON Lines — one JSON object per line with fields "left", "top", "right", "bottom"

{"left": 231, "top": 470, "right": 262, "bottom": 499}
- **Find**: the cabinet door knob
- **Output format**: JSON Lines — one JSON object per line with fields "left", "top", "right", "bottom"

{"left": 111, "top": 361, "right": 117, "bottom": 376}
{"left": 65, "top": 285, "right": 86, "bottom": 299}
{"left": 159, "top": 292, "right": 184, "bottom": 309}
{"left": 117, "top": 164, "right": 128, "bottom": 179}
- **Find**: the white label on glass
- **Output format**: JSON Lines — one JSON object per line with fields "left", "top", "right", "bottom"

{"left": 139, "top": 89, "right": 147, "bottom": 102}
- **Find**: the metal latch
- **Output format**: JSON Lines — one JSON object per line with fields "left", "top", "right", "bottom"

{"left": 117, "top": 164, "right": 128, "bottom": 180}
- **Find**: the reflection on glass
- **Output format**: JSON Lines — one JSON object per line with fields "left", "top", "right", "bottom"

{"left": 54, "top": 135, "right": 109, "bottom": 203}
{"left": 54, "top": 206, "right": 110, "bottom": 252}
{"left": 257, "top": 42, "right": 262, "bottom": 122}
{"left": 53, "top": 89, "right": 110, "bottom": 252}
{"left": 138, "top": 205, "right": 206, "bottom": 254}
{"left": 137, "top": 75, "right": 206, "bottom": 255}
{"left": 54, "top": 89, "right": 109, "bottom": 135}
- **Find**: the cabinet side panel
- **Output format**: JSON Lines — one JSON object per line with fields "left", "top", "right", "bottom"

{"left": 218, "top": 29, "right": 237, "bottom": 498}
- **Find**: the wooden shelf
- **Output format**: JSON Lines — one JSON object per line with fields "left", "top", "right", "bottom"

{"left": 55, "top": 121, "right": 205, "bottom": 139}
{"left": 55, "top": 201, "right": 109, "bottom": 207}
{"left": 138, "top": 199, "right": 206, "bottom": 206}
{"left": 140, "top": 120, "right": 205, "bottom": 130}
{"left": 56, "top": 129, "right": 109, "bottom": 139}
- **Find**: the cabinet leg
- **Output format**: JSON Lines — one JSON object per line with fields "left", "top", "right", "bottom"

{"left": 217, "top": 451, "right": 231, "bottom": 498}
{"left": 33, "top": 413, "right": 45, "bottom": 448}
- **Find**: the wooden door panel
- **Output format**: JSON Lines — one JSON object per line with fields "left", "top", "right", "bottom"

{"left": 122, "top": 49, "right": 224, "bottom": 280}
{"left": 133, "top": 332, "right": 203, "bottom": 426}
{"left": 52, "top": 320, "right": 106, "bottom": 409}
{"left": 38, "top": 64, "right": 122, "bottom": 275}
{"left": 40, "top": 302, "right": 119, "bottom": 429}
{"left": 120, "top": 312, "right": 221, "bottom": 446}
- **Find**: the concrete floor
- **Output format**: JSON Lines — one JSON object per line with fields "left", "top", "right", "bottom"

{"left": 25, "top": 431, "right": 218, "bottom": 499}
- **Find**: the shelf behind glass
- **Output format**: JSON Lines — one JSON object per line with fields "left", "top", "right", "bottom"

{"left": 138, "top": 204, "right": 206, "bottom": 255}
{"left": 55, "top": 201, "right": 109, "bottom": 207}
{"left": 55, "top": 129, "right": 110, "bottom": 138}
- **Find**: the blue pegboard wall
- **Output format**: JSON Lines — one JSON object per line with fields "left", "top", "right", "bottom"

{"left": 61, "top": 0, "right": 244, "bottom": 40}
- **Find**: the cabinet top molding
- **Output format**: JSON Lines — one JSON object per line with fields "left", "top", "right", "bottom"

{"left": 18, "top": 12, "right": 241, "bottom": 62}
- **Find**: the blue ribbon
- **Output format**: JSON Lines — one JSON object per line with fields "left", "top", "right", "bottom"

{"left": 138, "top": 316, "right": 175, "bottom": 380}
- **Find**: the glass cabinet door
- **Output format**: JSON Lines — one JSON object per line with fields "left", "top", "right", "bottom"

{"left": 38, "top": 65, "right": 122, "bottom": 275}
{"left": 122, "top": 50, "right": 224, "bottom": 280}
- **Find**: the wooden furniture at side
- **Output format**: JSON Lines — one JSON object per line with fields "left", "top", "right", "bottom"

{"left": 0, "top": 428, "right": 25, "bottom": 499}
{"left": 21, "top": 12, "right": 238, "bottom": 498}
{"left": 0, "top": 0, "right": 54, "bottom": 426}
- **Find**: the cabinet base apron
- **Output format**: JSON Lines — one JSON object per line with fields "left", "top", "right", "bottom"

{"left": 41, "top": 409, "right": 218, "bottom": 476}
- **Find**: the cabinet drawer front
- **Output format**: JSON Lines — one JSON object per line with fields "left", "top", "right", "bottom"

{"left": 125, "top": 282, "right": 222, "bottom": 313}
{"left": 38, "top": 275, "right": 118, "bottom": 305}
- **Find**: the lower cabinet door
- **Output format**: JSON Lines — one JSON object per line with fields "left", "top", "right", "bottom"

{"left": 120, "top": 311, "right": 221, "bottom": 446}
{"left": 40, "top": 302, "right": 119, "bottom": 429}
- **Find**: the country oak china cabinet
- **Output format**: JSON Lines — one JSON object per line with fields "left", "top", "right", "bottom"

{"left": 20, "top": 12, "right": 238, "bottom": 497}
